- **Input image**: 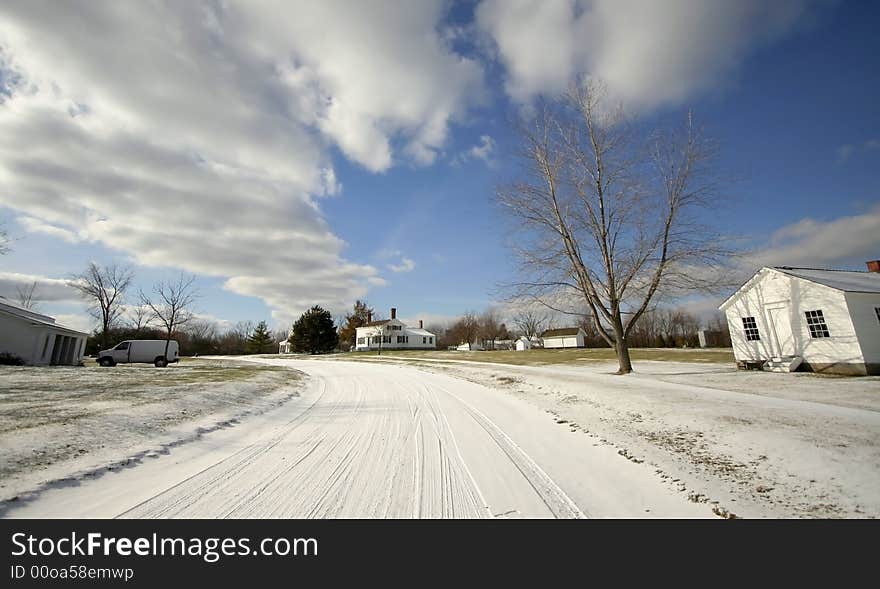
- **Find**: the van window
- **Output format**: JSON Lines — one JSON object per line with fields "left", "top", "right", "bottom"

{"left": 114, "top": 342, "right": 129, "bottom": 350}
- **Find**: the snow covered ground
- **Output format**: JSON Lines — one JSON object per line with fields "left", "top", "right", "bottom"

{"left": 3, "top": 355, "right": 876, "bottom": 519}
{"left": 0, "top": 359, "right": 304, "bottom": 508}
{"left": 358, "top": 356, "right": 880, "bottom": 518}
{"left": 1, "top": 358, "right": 712, "bottom": 518}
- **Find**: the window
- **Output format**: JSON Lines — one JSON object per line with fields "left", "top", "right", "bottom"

{"left": 429, "top": 337, "right": 433, "bottom": 344}
{"left": 805, "top": 310, "right": 830, "bottom": 338}
{"left": 114, "top": 342, "right": 129, "bottom": 350}
{"left": 422, "top": 336, "right": 427, "bottom": 344}
{"left": 742, "top": 317, "right": 760, "bottom": 341}
{"left": 357, "top": 337, "right": 364, "bottom": 345}
{"left": 875, "top": 307, "right": 880, "bottom": 325}
{"left": 397, "top": 335, "right": 409, "bottom": 344}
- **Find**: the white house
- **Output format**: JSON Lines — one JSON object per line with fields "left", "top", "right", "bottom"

{"left": 719, "top": 263, "right": 880, "bottom": 375}
{"left": 0, "top": 298, "right": 89, "bottom": 366}
{"left": 278, "top": 327, "right": 293, "bottom": 354}
{"left": 541, "top": 327, "right": 586, "bottom": 349}
{"left": 355, "top": 308, "right": 436, "bottom": 351}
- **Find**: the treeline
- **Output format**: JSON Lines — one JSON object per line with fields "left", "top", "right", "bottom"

{"left": 424, "top": 307, "right": 731, "bottom": 350}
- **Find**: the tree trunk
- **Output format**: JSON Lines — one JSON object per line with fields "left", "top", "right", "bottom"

{"left": 164, "top": 332, "right": 171, "bottom": 360}
{"left": 612, "top": 315, "right": 633, "bottom": 374}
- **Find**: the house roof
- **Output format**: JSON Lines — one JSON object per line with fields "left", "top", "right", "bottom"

{"left": 772, "top": 267, "right": 880, "bottom": 293}
{"left": 363, "top": 319, "right": 390, "bottom": 327}
{"left": 0, "top": 299, "right": 89, "bottom": 336}
{"left": 541, "top": 327, "right": 583, "bottom": 338}
{"left": 719, "top": 266, "right": 880, "bottom": 310}
{"left": 406, "top": 328, "right": 435, "bottom": 337}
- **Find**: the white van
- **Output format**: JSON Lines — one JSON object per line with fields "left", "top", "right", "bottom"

{"left": 97, "top": 340, "right": 180, "bottom": 367}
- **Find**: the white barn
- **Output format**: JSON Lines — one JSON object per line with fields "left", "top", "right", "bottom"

{"left": 0, "top": 299, "right": 89, "bottom": 366}
{"left": 541, "top": 327, "right": 586, "bottom": 349}
{"left": 719, "top": 263, "right": 880, "bottom": 375}
{"left": 355, "top": 308, "right": 436, "bottom": 351}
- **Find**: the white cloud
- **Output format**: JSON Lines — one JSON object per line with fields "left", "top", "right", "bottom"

{"left": 17, "top": 215, "right": 82, "bottom": 243}
{"left": 0, "top": 271, "right": 81, "bottom": 303}
{"left": 453, "top": 134, "right": 495, "bottom": 166}
{"left": 0, "top": 1, "right": 484, "bottom": 322}
{"left": 477, "top": 0, "right": 819, "bottom": 110}
{"left": 388, "top": 257, "right": 416, "bottom": 273}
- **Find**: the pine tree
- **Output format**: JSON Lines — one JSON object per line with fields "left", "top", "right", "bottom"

{"left": 290, "top": 306, "right": 339, "bottom": 354}
{"left": 246, "top": 320, "right": 276, "bottom": 354}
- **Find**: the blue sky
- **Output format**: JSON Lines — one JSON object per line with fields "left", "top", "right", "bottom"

{"left": 0, "top": 0, "right": 878, "bottom": 332}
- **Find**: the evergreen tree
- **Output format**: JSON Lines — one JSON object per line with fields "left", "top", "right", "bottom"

{"left": 290, "top": 306, "right": 339, "bottom": 354}
{"left": 246, "top": 320, "right": 276, "bottom": 354}
{"left": 338, "top": 300, "right": 374, "bottom": 350}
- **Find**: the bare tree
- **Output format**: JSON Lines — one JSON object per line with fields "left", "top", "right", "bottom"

{"left": 15, "top": 281, "right": 38, "bottom": 310}
{"left": 68, "top": 263, "right": 134, "bottom": 349}
{"left": 513, "top": 308, "right": 548, "bottom": 341}
{"left": 480, "top": 307, "right": 504, "bottom": 350}
{"left": 139, "top": 273, "right": 200, "bottom": 364}
{"left": 449, "top": 311, "right": 481, "bottom": 349}
{"left": 498, "top": 80, "right": 729, "bottom": 373}
{"left": 126, "top": 305, "right": 154, "bottom": 334}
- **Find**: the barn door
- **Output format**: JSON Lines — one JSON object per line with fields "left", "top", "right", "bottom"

{"left": 766, "top": 306, "right": 795, "bottom": 357}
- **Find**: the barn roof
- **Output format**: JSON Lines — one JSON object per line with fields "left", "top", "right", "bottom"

{"left": 719, "top": 266, "right": 880, "bottom": 310}
{"left": 772, "top": 267, "right": 880, "bottom": 293}
{"left": 541, "top": 327, "right": 582, "bottom": 338}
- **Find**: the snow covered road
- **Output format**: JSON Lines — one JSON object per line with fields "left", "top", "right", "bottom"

{"left": 3, "top": 359, "right": 709, "bottom": 518}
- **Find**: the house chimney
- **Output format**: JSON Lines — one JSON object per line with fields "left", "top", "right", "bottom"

{"left": 867, "top": 260, "right": 880, "bottom": 273}
{"left": 419, "top": 319, "right": 423, "bottom": 329}
{"left": 367, "top": 311, "right": 372, "bottom": 323}
{"left": 391, "top": 307, "right": 397, "bottom": 320}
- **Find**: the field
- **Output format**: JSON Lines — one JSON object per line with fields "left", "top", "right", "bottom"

{"left": 0, "top": 358, "right": 304, "bottom": 505}
{"left": 343, "top": 347, "right": 735, "bottom": 366}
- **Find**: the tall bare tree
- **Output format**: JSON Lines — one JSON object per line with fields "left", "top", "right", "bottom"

{"left": 139, "top": 273, "right": 200, "bottom": 364}
{"left": 69, "top": 263, "right": 133, "bottom": 349}
{"left": 15, "top": 281, "right": 38, "bottom": 310}
{"left": 126, "top": 304, "right": 154, "bottom": 334}
{"left": 513, "top": 308, "right": 548, "bottom": 341}
{"left": 449, "top": 311, "right": 481, "bottom": 349}
{"left": 499, "top": 80, "right": 729, "bottom": 373}
{"left": 480, "top": 307, "right": 505, "bottom": 350}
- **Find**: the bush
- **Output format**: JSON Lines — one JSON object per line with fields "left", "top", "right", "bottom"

{"left": 0, "top": 352, "right": 25, "bottom": 366}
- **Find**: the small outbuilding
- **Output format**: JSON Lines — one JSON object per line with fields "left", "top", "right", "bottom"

{"left": 541, "top": 327, "right": 586, "bottom": 349}
{"left": 515, "top": 336, "right": 532, "bottom": 351}
{"left": 0, "top": 299, "right": 89, "bottom": 366}
{"left": 719, "top": 262, "right": 880, "bottom": 375}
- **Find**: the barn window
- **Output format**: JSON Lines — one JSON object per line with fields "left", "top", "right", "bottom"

{"left": 742, "top": 317, "right": 760, "bottom": 341}
{"left": 805, "top": 310, "right": 830, "bottom": 338}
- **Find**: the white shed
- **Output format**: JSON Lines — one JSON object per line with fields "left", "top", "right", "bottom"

{"left": 541, "top": 327, "right": 586, "bottom": 349}
{"left": 719, "top": 264, "right": 880, "bottom": 375}
{"left": 515, "top": 336, "right": 532, "bottom": 351}
{"left": 0, "top": 299, "right": 89, "bottom": 366}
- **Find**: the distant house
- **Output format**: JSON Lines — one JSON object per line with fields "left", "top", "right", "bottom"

{"left": 719, "top": 262, "right": 880, "bottom": 375}
{"left": 355, "top": 308, "right": 436, "bottom": 351}
{"left": 278, "top": 327, "right": 293, "bottom": 354}
{"left": 0, "top": 298, "right": 89, "bottom": 366}
{"left": 541, "top": 327, "right": 586, "bottom": 349}
{"left": 456, "top": 341, "right": 483, "bottom": 351}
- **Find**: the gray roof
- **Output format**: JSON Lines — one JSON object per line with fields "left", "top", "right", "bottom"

{"left": 0, "top": 299, "right": 89, "bottom": 335}
{"left": 542, "top": 327, "right": 583, "bottom": 338}
{"left": 773, "top": 267, "right": 880, "bottom": 293}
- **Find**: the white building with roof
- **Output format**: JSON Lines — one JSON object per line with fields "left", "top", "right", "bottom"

{"left": 0, "top": 298, "right": 89, "bottom": 366}
{"left": 541, "top": 327, "right": 586, "bottom": 349}
{"left": 354, "top": 307, "right": 436, "bottom": 351}
{"left": 719, "top": 262, "right": 880, "bottom": 375}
